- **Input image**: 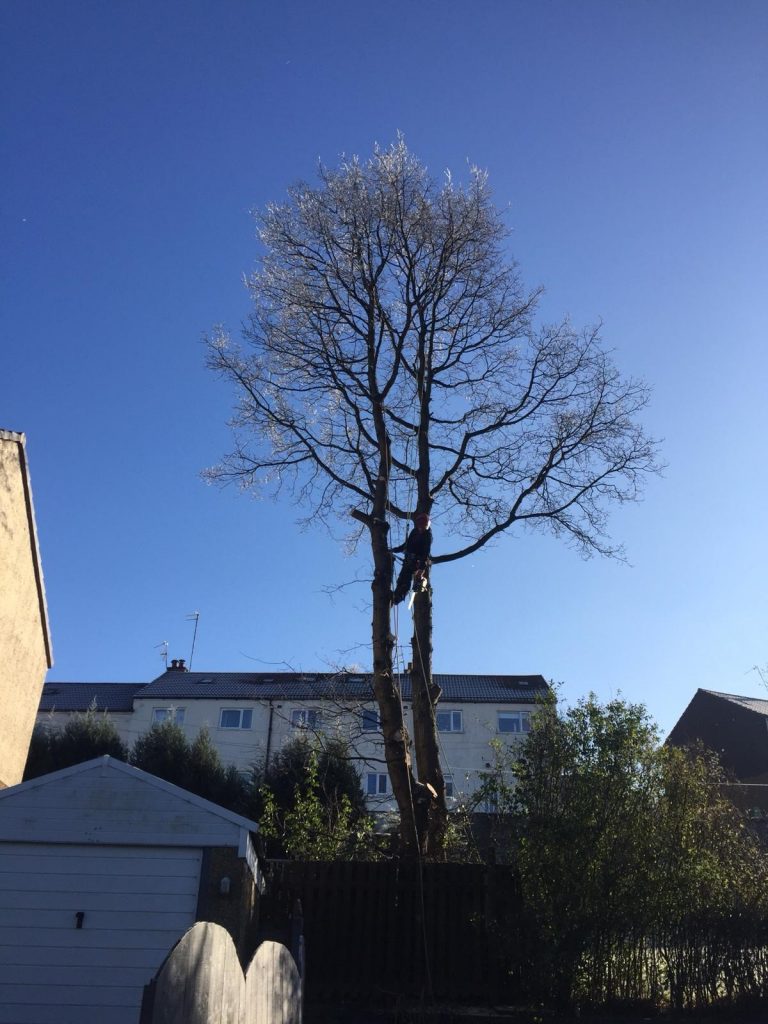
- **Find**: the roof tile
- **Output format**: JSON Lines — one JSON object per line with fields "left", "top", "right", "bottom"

{"left": 39, "top": 683, "right": 145, "bottom": 713}
{"left": 39, "top": 672, "right": 549, "bottom": 711}
{"left": 703, "top": 689, "right": 768, "bottom": 718}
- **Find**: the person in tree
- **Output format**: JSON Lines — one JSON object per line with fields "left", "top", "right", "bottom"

{"left": 392, "top": 512, "right": 432, "bottom": 605}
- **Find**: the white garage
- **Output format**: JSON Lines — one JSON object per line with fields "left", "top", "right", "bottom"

{"left": 0, "top": 757, "right": 261, "bottom": 1024}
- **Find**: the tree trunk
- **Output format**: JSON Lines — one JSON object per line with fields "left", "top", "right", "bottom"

{"left": 410, "top": 578, "right": 448, "bottom": 855}
{"left": 369, "top": 517, "right": 428, "bottom": 854}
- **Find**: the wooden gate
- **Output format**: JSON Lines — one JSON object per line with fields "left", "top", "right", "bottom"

{"left": 142, "top": 923, "right": 301, "bottom": 1024}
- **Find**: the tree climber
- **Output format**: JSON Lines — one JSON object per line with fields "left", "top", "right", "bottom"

{"left": 392, "top": 512, "right": 432, "bottom": 605}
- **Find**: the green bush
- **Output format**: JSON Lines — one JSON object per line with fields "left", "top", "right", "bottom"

{"left": 485, "top": 692, "right": 768, "bottom": 1012}
{"left": 24, "top": 708, "right": 128, "bottom": 779}
{"left": 253, "top": 735, "right": 376, "bottom": 859}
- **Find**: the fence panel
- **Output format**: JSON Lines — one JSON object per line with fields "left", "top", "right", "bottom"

{"left": 142, "top": 923, "right": 302, "bottom": 1024}
{"left": 260, "top": 861, "right": 520, "bottom": 1003}
{"left": 147, "top": 922, "right": 243, "bottom": 1024}
{"left": 245, "top": 939, "right": 302, "bottom": 1024}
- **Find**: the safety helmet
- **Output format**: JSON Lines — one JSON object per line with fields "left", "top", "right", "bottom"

{"left": 414, "top": 512, "right": 431, "bottom": 529}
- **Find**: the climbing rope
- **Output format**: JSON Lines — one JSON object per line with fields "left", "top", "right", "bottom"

{"left": 381, "top": 425, "right": 433, "bottom": 997}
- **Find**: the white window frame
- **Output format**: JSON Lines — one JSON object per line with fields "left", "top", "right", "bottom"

{"left": 291, "top": 708, "right": 322, "bottom": 729}
{"left": 436, "top": 709, "right": 463, "bottom": 733}
{"left": 152, "top": 707, "right": 185, "bottom": 725}
{"left": 444, "top": 774, "right": 454, "bottom": 798}
{"left": 219, "top": 708, "right": 253, "bottom": 730}
{"left": 497, "top": 710, "right": 532, "bottom": 734}
{"left": 366, "top": 772, "right": 389, "bottom": 796}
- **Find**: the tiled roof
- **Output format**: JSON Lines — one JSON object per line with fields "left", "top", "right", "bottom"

{"left": 39, "top": 673, "right": 548, "bottom": 711}
{"left": 703, "top": 689, "right": 768, "bottom": 718}
{"left": 138, "top": 671, "right": 548, "bottom": 704}
{"left": 39, "top": 683, "right": 146, "bottom": 713}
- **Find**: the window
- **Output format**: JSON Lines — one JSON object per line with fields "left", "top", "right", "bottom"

{"left": 497, "top": 711, "right": 531, "bottom": 734}
{"left": 219, "top": 708, "right": 253, "bottom": 730}
{"left": 366, "top": 772, "right": 389, "bottom": 796}
{"left": 444, "top": 774, "right": 454, "bottom": 798}
{"left": 153, "top": 707, "right": 185, "bottom": 725}
{"left": 291, "top": 708, "right": 322, "bottom": 729}
{"left": 436, "top": 709, "right": 463, "bottom": 733}
{"left": 361, "top": 708, "right": 380, "bottom": 732}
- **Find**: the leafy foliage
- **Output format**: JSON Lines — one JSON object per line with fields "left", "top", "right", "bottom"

{"left": 26, "top": 714, "right": 246, "bottom": 813}
{"left": 130, "top": 720, "right": 192, "bottom": 789}
{"left": 24, "top": 724, "right": 57, "bottom": 780}
{"left": 25, "top": 713, "right": 374, "bottom": 852}
{"left": 483, "top": 693, "right": 768, "bottom": 1012}
{"left": 512, "top": 695, "right": 661, "bottom": 1005}
{"left": 259, "top": 749, "right": 376, "bottom": 860}
{"left": 129, "top": 722, "right": 249, "bottom": 812}
{"left": 254, "top": 736, "right": 376, "bottom": 859}
{"left": 257, "top": 735, "right": 367, "bottom": 817}
{"left": 187, "top": 727, "right": 248, "bottom": 809}
{"left": 24, "top": 708, "right": 128, "bottom": 779}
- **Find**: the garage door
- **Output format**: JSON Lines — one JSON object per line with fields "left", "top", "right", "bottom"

{"left": 0, "top": 843, "right": 202, "bottom": 1024}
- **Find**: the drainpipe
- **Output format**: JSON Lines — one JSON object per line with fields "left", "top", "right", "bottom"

{"left": 264, "top": 701, "right": 275, "bottom": 773}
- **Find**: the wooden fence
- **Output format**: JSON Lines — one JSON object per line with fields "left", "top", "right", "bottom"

{"left": 258, "top": 860, "right": 521, "bottom": 1004}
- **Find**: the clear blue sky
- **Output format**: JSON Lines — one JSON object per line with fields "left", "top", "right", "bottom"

{"left": 2, "top": 1, "right": 766, "bottom": 736}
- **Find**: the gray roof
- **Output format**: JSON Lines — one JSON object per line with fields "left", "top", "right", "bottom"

{"left": 0, "top": 761, "right": 262, "bottom": 839}
{"left": 39, "top": 683, "right": 146, "bottom": 713}
{"left": 703, "top": 689, "right": 768, "bottom": 717}
{"left": 39, "top": 672, "right": 548, "bottom": 711}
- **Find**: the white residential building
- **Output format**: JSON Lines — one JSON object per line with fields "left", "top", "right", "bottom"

{"left": 37, "top": 665, "right": 549, "bottom": 810}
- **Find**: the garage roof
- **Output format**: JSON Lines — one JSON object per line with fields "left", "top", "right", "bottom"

{"left": 0, "top": 756, "right": 260, "bottom": 861}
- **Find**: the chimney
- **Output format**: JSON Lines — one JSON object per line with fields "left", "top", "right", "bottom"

{"left": 168, "top": 658, "right": 188, "bottom": 672}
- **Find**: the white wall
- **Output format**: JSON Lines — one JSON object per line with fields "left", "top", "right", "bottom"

{"left": 36, "top": 696, "right": 537, "bottom": 810}
{"left": 0, "top": 841, "right": 201, "bottom": 1024}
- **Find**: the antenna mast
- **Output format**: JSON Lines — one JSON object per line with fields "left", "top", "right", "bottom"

{"left": 155, "top": 640, "right": 168, "bottom": 669}
{"left": 186, "top": 611, "right": 200, "bottom": 670}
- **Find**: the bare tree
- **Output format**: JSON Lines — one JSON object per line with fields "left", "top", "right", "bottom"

{"left": 207, "top": 139, "right": 661, "bottom": 855}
